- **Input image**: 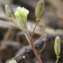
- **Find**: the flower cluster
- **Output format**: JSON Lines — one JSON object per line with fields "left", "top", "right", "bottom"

{"left": 14, "top": 6, "right": 29, "bottom": 31}
{"left": 15, "top": 6, "right": 29, "bottom": 21}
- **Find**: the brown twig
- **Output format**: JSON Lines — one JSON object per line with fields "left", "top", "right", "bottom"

{"left": 13, "top": 34, "right": 47, "bottom": 63}
{"left": 0, "top": 27, "right": 12, "bottom": 50}
{"left": 2, "top": 27, "right": 12, "bottom": 42}
{"left": 6, "top": 34, "right": 63, "bottom": 63}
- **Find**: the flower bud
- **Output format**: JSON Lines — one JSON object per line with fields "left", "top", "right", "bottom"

{"left": 5, "top": 4, "right": 12, "bottom": 21}
{"left": 35, "top": 0, "right": 44, "bottom": 20}
{"left": 54, "top": 36, "right": 61, "bottom": 57}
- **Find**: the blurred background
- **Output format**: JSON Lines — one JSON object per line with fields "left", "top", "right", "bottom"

{"left": 0, "top": 0, "right": 63, "bottom": 63}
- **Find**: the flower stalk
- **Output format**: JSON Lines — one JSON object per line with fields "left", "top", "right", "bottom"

{"left": 31, "top": 0, "right": 44, "bottom": 40}
{"left": 5, "top": 4, "right": 43, "bottom": 63}
{"left": 24, "top": 26, "right": 43, "bottom": 63}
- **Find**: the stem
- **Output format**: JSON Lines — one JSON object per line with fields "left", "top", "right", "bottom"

{"left": 29, "top": 40, "right": 43, "bottom": 63}
{"left": 31, "top": 20, "right": 40, "bottom": 39}
{"left": 24, "top": 26, "right": 43, "bottom": 63}
{"left": 55, "top": 58, "right": 59, "bottom": 63}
